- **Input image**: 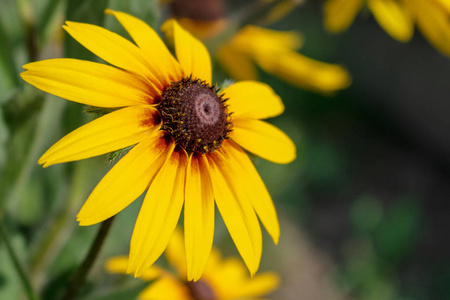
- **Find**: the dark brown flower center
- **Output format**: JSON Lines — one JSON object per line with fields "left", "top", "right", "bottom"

{"left": 186, "top": 280, "right": 217, "bottom": 300}
{"left": 159, "top": 77, "right": 232, "bottom": 154}
{"left": 170, "top": 0, "right": 227, "bottom": 21}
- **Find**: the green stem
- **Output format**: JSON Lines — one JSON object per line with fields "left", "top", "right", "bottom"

{"left": 60, "top": 217, "right": 115, "bottom": 300}
{"left": 0, "top": 222, "right": 39, "bottom": 300}
{"left": 18, "top": 0, "right": 39, "bottom": 62}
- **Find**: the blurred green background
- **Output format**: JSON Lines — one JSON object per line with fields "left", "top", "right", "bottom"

{"left": 1, "top": 0, "right": 449, "bottom": 299}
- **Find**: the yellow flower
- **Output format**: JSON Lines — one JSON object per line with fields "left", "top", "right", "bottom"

{"left": 163, "top": 0, "right": 351, "bottom": 94}
{"left": 216, "top": 25, "right": 352, "bottom": 94}
{"left": 20, "top": 10, "right": 296, "bottom": 280}
{"left": 323, "top": 0, "right": 450, "bottom": 56}
{"left": 106, "top": 229, "right": 280, "bottom": 300}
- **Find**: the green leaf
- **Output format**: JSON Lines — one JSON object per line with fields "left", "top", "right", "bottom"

{"left": 374, "top": 196, "right": 422, "bottom": 263}
{"left": 38, "top": 0, "right": 64, "bottom": 34}
{"left": 0, "top": 234, "right": 27, "bottom": 300}
{"left": 0, "top": 12, "right": 20, "bottom": 88}
{"left": 350, "top": 195, "right": 383, "bottom": 234}
{"left": 81, "top": 282, "right": 149, "bottom": 300}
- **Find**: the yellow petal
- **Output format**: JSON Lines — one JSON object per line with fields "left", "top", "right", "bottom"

{"left": 256, "top": 52, "right": 352, "bottom": 94}
{"left": 164, "top": 227, "right": 187, "bottom": 278}
{"left": 435, "top": 0, "right": 450, "bottom": 15}
{"left": 206, "top": 151, "right": 262, "bottom": 275}
{"left": 238, "top": 272, "right": 280, "bottom": 298}
{"left": 215, "top": 46, "right": 258, "bottom": 81}
{"left": 207, "top": 256, "right": 247, "bottom": 298}
{"left": 223, "top": 81, "right": 284, "bottom": 119}
{"left": 105, "top": 256, "right": 163, "bottom": 281}
{"left": 203, "top": 248, "right": 222, "bottom": 275}
{"left": 184, "top": 153, "right": 215, "bottom": 281}
{"left": 221, "top": 140, "right": 279, "bottom": 244}
{"left": 63, "top": 21, "right": 164, "bottom": 90}
{"left": 21, "top": 58, "right": 157, "bottom": 107}
{"left": 105, "top": 256, "right": 130, "bottom": 274}
{"left": 105, "top": 9, "right": 182, "bottom": 84}
{"left": 77, "top": 131, "right": 173, "bottom": 225}
{"left": 39, "top": 106, "right": 160, "bottom": 167}
{"left": 368, "top": 0, "right": 414, "bottom": 42}
{"left": 231, "top": 118, "right": 296, "bottom": 164}
{"left": 323, "top": 0, "right": 364, "bottom": 33}
{"left": 409, "top": 0, "right": 450, "bottom": 56}
{"left": 161, "top": 19, "right": 212, "bottom": 83}
{"left": 232, "top": 26, "right": 304, "bottom": 53}
{"left": 139, "top": 276, "right": 191, "bottom": 300}
{"left": 128, "top": 146, "right": 188, "bottom": 277}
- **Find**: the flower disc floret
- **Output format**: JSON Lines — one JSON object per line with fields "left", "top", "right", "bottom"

{"left": 186, "top": 280, "right": 217, "bottom": 300}
{"left": 159, "top": 77, "right": 232, "bottom": 154}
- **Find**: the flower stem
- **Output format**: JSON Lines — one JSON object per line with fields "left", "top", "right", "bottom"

{"left": 0, "top": 222, "right": 39, "bottom": 300}
{"left": 61, "top": 217, "right": 115, "bottom": 300}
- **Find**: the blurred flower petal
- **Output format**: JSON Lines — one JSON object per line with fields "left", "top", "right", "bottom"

{"left": 324, "top": 0, "right": 364, "bottom": 32}
{"left": 368, "top": 0, "right": 414, "bottom": 42}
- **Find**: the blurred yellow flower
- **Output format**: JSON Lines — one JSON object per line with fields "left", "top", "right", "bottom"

{"left": 324, "top": 0, "right": 450, "bottom": 56}
{"left": 106, "top": 229, "right": 280, "bottom": 300}
{"left": 216, "top": 25, "right": 352, "bottom": 94}
{"left": 21, "top": 10, "right": 295, "bottom": 280}
{"left": 163, "top": 0, "right": 351, "bottom": 94}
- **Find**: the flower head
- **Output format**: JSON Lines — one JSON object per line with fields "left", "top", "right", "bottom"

{"left": 216, "top": 26, "right": 352, "bottom": 94}
{"left": 106, "top": 229, "right": 280, "bottom": 300}
{"left": 21, "top": 10, "right": 296, "bottom": 280}
{"left": 324, "top": 0, "right": 450, "bottom": 56}
{"left": 165, "top": 1, "right": 351, "bottom": 94}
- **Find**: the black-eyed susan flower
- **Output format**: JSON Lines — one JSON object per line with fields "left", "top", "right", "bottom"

{"left": 21, "top": 10, "right": 295, "bottom": 280}
{"left": 106, "top": 229, "right": 280, "bottom": 300}
{"left": 216, "top": 26, "right": 352, "bottom": 94}
{"left": 165, "top": 1, "right": 351, "bottom": 94}
{"left": 324, "top": 0, "right": 450, "bottom": 56}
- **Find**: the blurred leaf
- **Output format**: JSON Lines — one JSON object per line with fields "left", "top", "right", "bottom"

{"left": 107, "top": 0, "right": 159, "bottom": 31}
{"left": 2, "top": 95, "right": 66, "bottom": 217}
{"left": 50, "top": 225, "right": 96, "bottom": 274}
{"left": 0, "top": 12, "right": 20, "bottom": 88}
{"left": 0, "top": 107, "right": 9, "bottom": 170}
{"left": 374, "top": 196, "right": 422, "bottom": 263}
{"left": 16, "top": 179, "right": 45, "bottom": 225}
{"left": 0, "top": 233, "right": 27, "bottom": 300}
{"left": 40, "top": 268, "right": 75, "bottom": 300}
{"left": 81, "top": 282, "right": 148, "bottom": 300}
{"left": 350, "top": 195, "right": 383, "bottom": 234}
{"left": 38, "top": 0, "right": 64, "bottom": 35}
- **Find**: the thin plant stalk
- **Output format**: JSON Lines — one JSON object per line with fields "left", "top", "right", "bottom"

{"left": 60, "top": 216, "right": 115, "bottom": 300}
{"left": 0, "top": 222, "right": 39, "bottom": 300}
